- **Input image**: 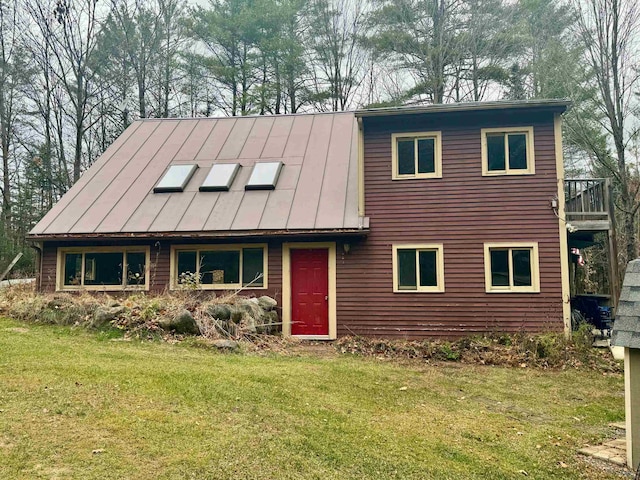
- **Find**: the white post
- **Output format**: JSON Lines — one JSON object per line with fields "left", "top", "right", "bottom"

{"left": 625, "top": 347, "right": 640, "bottom": 470}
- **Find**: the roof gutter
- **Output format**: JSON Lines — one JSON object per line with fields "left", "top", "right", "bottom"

{"left": 26, "top": 227, "right": 370, "bottom": 242}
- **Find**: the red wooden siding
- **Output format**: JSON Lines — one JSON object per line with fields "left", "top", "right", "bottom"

{"left": 335, "top": 109, "right": 564, "bottom": 339}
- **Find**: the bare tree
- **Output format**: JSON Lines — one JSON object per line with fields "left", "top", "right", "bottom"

{"left": 307, "top": 0, "right": 369, "bottom": 111}
{"left": 27, "top": 0, "right": 105, "bottom": 183}
{"left": 0, "top": 1, "right": 31, "bottom": 230}
{"left": 572, "top": 0, "right": 640, "bottom": 263}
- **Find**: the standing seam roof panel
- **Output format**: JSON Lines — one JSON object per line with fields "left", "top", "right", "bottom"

{"left": 217, "top": 118, "right": 255, "bottom": 160}
{"left": 287, "top": 115, "right": 335, "bottom": 229}
{"left": 261, "top": 116, "right": 294, "bottom": 158}
{"left": 315, "top": 113, "right": 356, "bottom": 228}
{"left": 195, "top": 118, "right": 236, "bottom": 161}
{"left": 30, "top": 122, "right": 143, "bottom": 234}
{"left": 94, "top": 120, "right": 198, "bottom": 233}
{"left": 43, "top": 121, "right": 162, "bottom": 235}
{"left": 238, "top": 116, "right": 275, "bottom": 159}
{"left": 71, "top": 121, "right": 185, "bottom": 233}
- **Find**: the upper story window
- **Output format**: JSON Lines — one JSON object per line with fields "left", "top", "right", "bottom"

{"left": 392, "top": 244, "right": 445, "bottom": 293}
{"left": 171, "top": 244, "right": 267, "bottom": 290}
{"left": 154, "top": 164, "right": 198, "bottom": 192}
{"left": 483, "top": 242, "right": 540, "bottom": 293}
{"left": 481, "top": 127, "right": 535, "bottom": 176}
{"left": 57, "top": 247, "right": 150, "bottom": 291}
{"left": 391, "top": 131, "right": 442, "bottom": 180}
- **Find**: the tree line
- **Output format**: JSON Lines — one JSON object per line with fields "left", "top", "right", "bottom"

{"left": 1, "top": 0, "right": 639, "bottom": 280}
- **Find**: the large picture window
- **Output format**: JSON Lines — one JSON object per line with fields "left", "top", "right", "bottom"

{"left": 171, "top": 244, "right": 267, "bottom": 289}
{"left": 391, "top": 131, "right": 442, "bottom": 179}
{"left": 481, "top": 127, "right": 535, "bottom": 175}
{"left": 484, "top": 242, "right": 540, "bottom": 293}
{"left": 57, "top": 247, "right": 149, "bottom": 291}
{"left": 392, "top": 244, "right": 445, "bottom": 293}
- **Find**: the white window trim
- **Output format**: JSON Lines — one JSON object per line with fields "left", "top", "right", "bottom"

{"left": 481, "top": 126, "right": 535, "bottom": 176}
{"left": 392, "top": 244, "right": 445, "bottom": 293}
{"left": 56, "top": 246, "right": 151, "bottom": 292}
{"left": 483, "top": 242, "right": 540, "bottom": 293}
{"left": 391, "top": 131, "right": 443, "bottom": 180}
{"left": 169, "top": 243, "right": 268, "bottom": 290}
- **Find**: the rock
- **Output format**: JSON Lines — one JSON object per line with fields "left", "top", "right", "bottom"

{"left": 158, "top": 309, "right": 200, "bottom": 335}
{"left": 91, "top": 306, "right": 125, "bottom": 329}
{"left": 207, "top": 304, "right": 231, "bottom": 320}
{"left": 241, "top": 313, "right": 257, "bottom": 334}
{"left": 257, "top": 310, "right": 279, "bottom": 334}
{"left": 211, "top": 339, "right": 239, "bottom": 350}
{"left": 238, "top": 298, "right": 262, "bottom": 315}
{"left": 229, "top": 306, "right": 244, "bottom": 324}
{"left": 257, "top": 296, "right": 277, "bottom": 311}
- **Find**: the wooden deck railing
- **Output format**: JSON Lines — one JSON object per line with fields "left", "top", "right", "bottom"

{"left": 565, "top": 178, "right": 611, "bottom": 222}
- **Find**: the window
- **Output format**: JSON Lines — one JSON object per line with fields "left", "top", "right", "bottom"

{"left": 391, "top": 131, "right": 442, "bottom": 179}
{"left": 392, "top": 244, "right": 445, "bottom": 293}
{"left": 154, "top": 164, "right": 198, "bottom": 192}
{"left": 484, "top": 243, "right": 540, "bottom": 293}
{"left": 200, "top": 163, "right": 241, "bottom": 191}
{"left": 171, "top": 244, "right": 267, "bottom": 289}
{"left": 57, "top": 247, "right": 149, "bottom": 291}
{"left": 246, "top": 162, "right": 283, "bottom": 190}
{"left": 481, "top": 127, "right": 535, "bottom": 175}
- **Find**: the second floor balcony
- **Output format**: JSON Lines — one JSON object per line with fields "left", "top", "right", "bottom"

{"left": 565, "top": 178, "right": 613, "bottom": 232}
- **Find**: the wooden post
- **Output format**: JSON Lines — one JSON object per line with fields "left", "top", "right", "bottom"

{"left": 625, "top": 348, "right": 640, "bottom": 470}
{"left": 607, "top": 180, "right": 620, "bottom": 309}
{"left": 0, "top": 252, "right": 23, "bottom": 283}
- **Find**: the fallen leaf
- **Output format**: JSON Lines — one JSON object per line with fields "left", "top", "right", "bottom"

{"left": 399, "top": 386, "right": 408, "bottom": 391}
{"left": 558, "top": 462, "right": 568, "bottom": 468}
{"left": 92, "top": 449, "right": 104, "bottom": 455}
{"left": 518, "top": 470, "right": 528, "bottom": 476}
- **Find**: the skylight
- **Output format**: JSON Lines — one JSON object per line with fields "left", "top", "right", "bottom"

{"left": 245, "top": 162, "right": 283, "bottom": 190}
{"left": 153, "top": 164, "right": 198, "bottom": 193}
{"left": 200, "top": 163, "right": 241, "bottom": 192}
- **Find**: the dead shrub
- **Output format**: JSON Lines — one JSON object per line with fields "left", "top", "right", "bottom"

{"left": 335, "top": 330, "right": 621, "bottom": 373}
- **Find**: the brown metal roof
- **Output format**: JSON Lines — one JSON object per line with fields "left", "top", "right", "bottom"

{"left": 29, "top": 112, "right": 363, "bottom": 238}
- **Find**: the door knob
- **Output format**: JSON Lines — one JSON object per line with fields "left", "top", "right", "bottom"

{"left": 325, "top": 296, "right": 328, "bottom": 301}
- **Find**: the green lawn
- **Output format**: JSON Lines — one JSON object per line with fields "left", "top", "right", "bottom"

{"left": 0, "top": 318, "right": 627, "bottom": 479}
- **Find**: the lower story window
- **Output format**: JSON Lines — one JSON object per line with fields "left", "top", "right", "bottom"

{"left": 392, "top": 244, "right": 445, "bottom": 293}
{"left": 484, "top": 243, "right": 540, "bottom": 293}
{"left": 59, "top": 248, "right": 149, "bottom": 290}
{"left": 173, "top": 245, "right": 266, "bottom": 289}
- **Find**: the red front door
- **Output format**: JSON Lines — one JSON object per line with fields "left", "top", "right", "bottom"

{"left": 290, "top": 248, "right": 329, "bottom": 336}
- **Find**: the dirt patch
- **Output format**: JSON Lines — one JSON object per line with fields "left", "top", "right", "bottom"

{"left": 3, "top": 327, "right": 28, "bottom": 333}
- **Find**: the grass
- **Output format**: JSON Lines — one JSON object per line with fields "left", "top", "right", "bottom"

{"left": 0, "top": 318, "right": 627, "bottom": 480}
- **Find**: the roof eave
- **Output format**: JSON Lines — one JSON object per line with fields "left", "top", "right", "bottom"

{"left": 26, "top": 227, "right": 370, "bottom": 242}
{"left": 355, "top": 99, "right": 571, "bottom": 118}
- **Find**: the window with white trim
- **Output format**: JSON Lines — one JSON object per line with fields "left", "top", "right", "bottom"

{"left": 392, "top": 244, "right": 445, "bottom": 292}
{"left": 172, "top": 245, "right": 267, "bottom": 289}
{"left": 58, "top": 247, "right": 149, "bottom": 291}
{"left": 484, "top": 243, "right": 540, "bottom": 293}
{"left": 481, "top": 127, "right": 535, "bottom": 175}
{"left": 391, "top": 132, "right": 442, "bottom": 179}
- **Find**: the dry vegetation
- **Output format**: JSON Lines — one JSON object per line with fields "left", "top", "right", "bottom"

{"left": 0, "top": 284, "right": 622, "bottom": 374}
{"left": 334, "top": 329, "right": 621, "bottom": 372}
{"left": 0, "top": 284, "right": 278, "bottom": 342}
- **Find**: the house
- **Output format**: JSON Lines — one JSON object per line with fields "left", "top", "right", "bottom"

{"left": 28, "top": 99, "right": 574, "bottom": 339}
